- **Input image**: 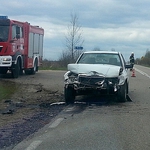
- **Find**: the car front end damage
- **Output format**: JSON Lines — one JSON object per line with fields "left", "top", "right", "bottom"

{"left": 64, "top": 64, "right": 127, "bottom": 98}
{"left": 64, "top": 70, "right": 124, "bottom": 96}
{"left": 64, "top": 51, "right": 132, "bottom": 104}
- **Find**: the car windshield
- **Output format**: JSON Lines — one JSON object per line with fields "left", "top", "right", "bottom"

{"left": 77, "top": 53, "right": 121, "bottom": 66}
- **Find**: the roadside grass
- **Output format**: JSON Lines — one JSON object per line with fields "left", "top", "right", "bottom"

{"left": 141, "top": 64, "right": 150, "bottom": 68}
{"left": 0, "top": 81, "right": 18, "bottom": 101}
{"left": 39, "top": 66, "right": 67, "bottom": 71}
{"left": 39, "top": 60, "right": 67, "bottom": 71}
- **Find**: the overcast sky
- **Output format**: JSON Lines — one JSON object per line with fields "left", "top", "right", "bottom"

{"left": 1, "top": 0, "right": 150, "bottom": 61}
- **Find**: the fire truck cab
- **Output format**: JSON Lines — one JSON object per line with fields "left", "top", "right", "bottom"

{"left": 0, "top": 16, "right": 44, "bottom": 78}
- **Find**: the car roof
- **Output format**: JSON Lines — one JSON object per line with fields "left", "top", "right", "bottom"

{"left": 83, "top": 51, "right": 120, "bottom": 54}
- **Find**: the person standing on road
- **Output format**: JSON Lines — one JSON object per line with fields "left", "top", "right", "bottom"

{"left": 129, "top": 52, "right": 135, "bottom": 70}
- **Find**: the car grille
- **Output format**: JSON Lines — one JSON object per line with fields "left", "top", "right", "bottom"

{"left": 78, "top": 75, "right": 105, "bottom": 85}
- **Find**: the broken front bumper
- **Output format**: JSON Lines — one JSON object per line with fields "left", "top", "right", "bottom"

{"left": 65, "top": 74, "right": 120, "bottom": 95}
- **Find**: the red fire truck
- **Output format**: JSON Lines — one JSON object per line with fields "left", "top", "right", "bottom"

{"left": 0, "top": 16, "right": 44, "bottom": 78}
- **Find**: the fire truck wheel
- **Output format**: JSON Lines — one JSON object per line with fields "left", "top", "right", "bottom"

{"left": 24, "top": 70, "right": 30, "bottom": 75}
{"left": 11, "top": 60, "right": 20, "bottom": 78}
{"left": 31, "top": 60, "right": 37, "bottom": 75}
{"left": 0, "top": 67, "right": 8, "bottom": 74}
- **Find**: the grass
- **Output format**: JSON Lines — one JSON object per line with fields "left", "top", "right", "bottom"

{"left": 0, "top": 81, "right": 18, "bottom": 101}
{"left": 39, "top": 60, "right": 67, "bottom": 71}
{"left": 39, "top": 66, "right": 67, "bottom": 71}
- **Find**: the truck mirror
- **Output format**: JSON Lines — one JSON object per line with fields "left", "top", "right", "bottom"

{"left": 16, "top": 34, "right": 20, "bottom": 39}
{"left": 16, "top": 26, "right": 20, "bottom": 39}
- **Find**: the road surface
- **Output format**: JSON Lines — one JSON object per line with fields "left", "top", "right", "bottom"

{"left": 12, "top": 65, "right": 150, "bottom": 150}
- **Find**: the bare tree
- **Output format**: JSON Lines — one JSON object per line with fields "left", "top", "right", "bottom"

{"left": 65, "top": 13, "right": 84, "bottom": 61}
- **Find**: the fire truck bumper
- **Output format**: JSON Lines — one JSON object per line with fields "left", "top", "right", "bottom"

{"left": 0, "top": 56, "right": 12, "bottom": 67}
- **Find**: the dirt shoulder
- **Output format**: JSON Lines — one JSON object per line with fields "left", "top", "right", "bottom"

{"left": 0, "top": 82, "right": 63, "bottom": 127}
{"left": 0, "top": 70, "right": 65, "bottom": 128}
{"left": 0, "top": 71, "right": 66, "bottom": 149}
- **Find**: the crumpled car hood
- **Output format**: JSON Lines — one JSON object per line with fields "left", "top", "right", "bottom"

{"left": 68, "top": 64, "right": 121, "bottom": 77}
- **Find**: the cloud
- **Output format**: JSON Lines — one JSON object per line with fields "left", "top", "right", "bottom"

{"left": 1, "top": 0, "right": 150, "bottom": 60}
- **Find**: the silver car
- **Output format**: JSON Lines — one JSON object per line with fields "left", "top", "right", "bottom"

{"left": 64, "top": 51, "right": 132, "bottom": 104}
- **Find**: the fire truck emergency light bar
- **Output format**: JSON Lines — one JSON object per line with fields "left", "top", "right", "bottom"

{"left": 0, "top": 16, "right": 8, "bottom": 19}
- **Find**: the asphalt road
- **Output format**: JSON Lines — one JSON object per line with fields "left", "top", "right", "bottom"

{"left": 13, "top": 65, "right": 150, "bottom": 150}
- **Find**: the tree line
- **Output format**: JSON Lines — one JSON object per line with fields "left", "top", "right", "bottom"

{"left": 135, "top": 50, "right": 150, "bottom": 67}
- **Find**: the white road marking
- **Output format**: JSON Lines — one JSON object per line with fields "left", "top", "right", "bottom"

{"left": 50, "top": 102, "right": 65, "bottom": 106}
{"left": 24, "top": 118, "right": 64, "bottom": 149}
{"left": 135, "top": 68, "right": 150, "bottom": 79}
{"left": 25, "top": 140, "right": 42, "bottom": 150}
{"left": 49, "top": 118, "right": 64, "bottom": 128}
{"left": 64, "top": 105, "right": 80, "bottom": 112}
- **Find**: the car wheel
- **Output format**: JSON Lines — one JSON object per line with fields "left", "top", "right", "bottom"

{"left": 64, "top": 86, "right": 75, "bottom": 105}
{"left": 117, "top": 82, "right": 127, "bottom": 102}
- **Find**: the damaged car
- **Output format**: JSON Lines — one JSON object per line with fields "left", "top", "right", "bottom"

{"left": 64, "top": 51, "right": 132, "bottom": 104}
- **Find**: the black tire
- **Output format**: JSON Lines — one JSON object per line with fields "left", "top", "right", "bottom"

{"left": 31, "top": 60, "right": 37, "bottom": 75}
{"left": 24, "top": 69, "right": 30, "bottom": 75}
{"left": 25, "top": 60, "right": 37, "bottom": 75}
{"left": 19, "top": 68, "right": 23, "bottom": 75}
{"left": 64, "top": 86, "right": 75, "bottom": 105}
{"left": 117, "top": 82, "right": 127, "bottom": 102}
{"left": 0, "top": 67, "right": 8, "bottom": 74}
{"left": 24, "top": 69, "right": 33, "bottom": 75}
{"left": 11, "top": 60, "right": 20, "bottom": 78}
{"left": 36, "top": 66, "right": 39, "bottom": 72}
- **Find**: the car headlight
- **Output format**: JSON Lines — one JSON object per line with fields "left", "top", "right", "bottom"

{"left": 119, "top": 76, "right": 125, "bottom": 85}
{"left": 64, "top": 71, "right": 78, "bottom": 83}
{"left": 68, "top": 75, "right": 76, "bottom": 82}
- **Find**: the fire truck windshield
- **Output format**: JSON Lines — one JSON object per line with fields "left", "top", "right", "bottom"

{"left": 0, "top": 25, "right": 9, "bottom": 42}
